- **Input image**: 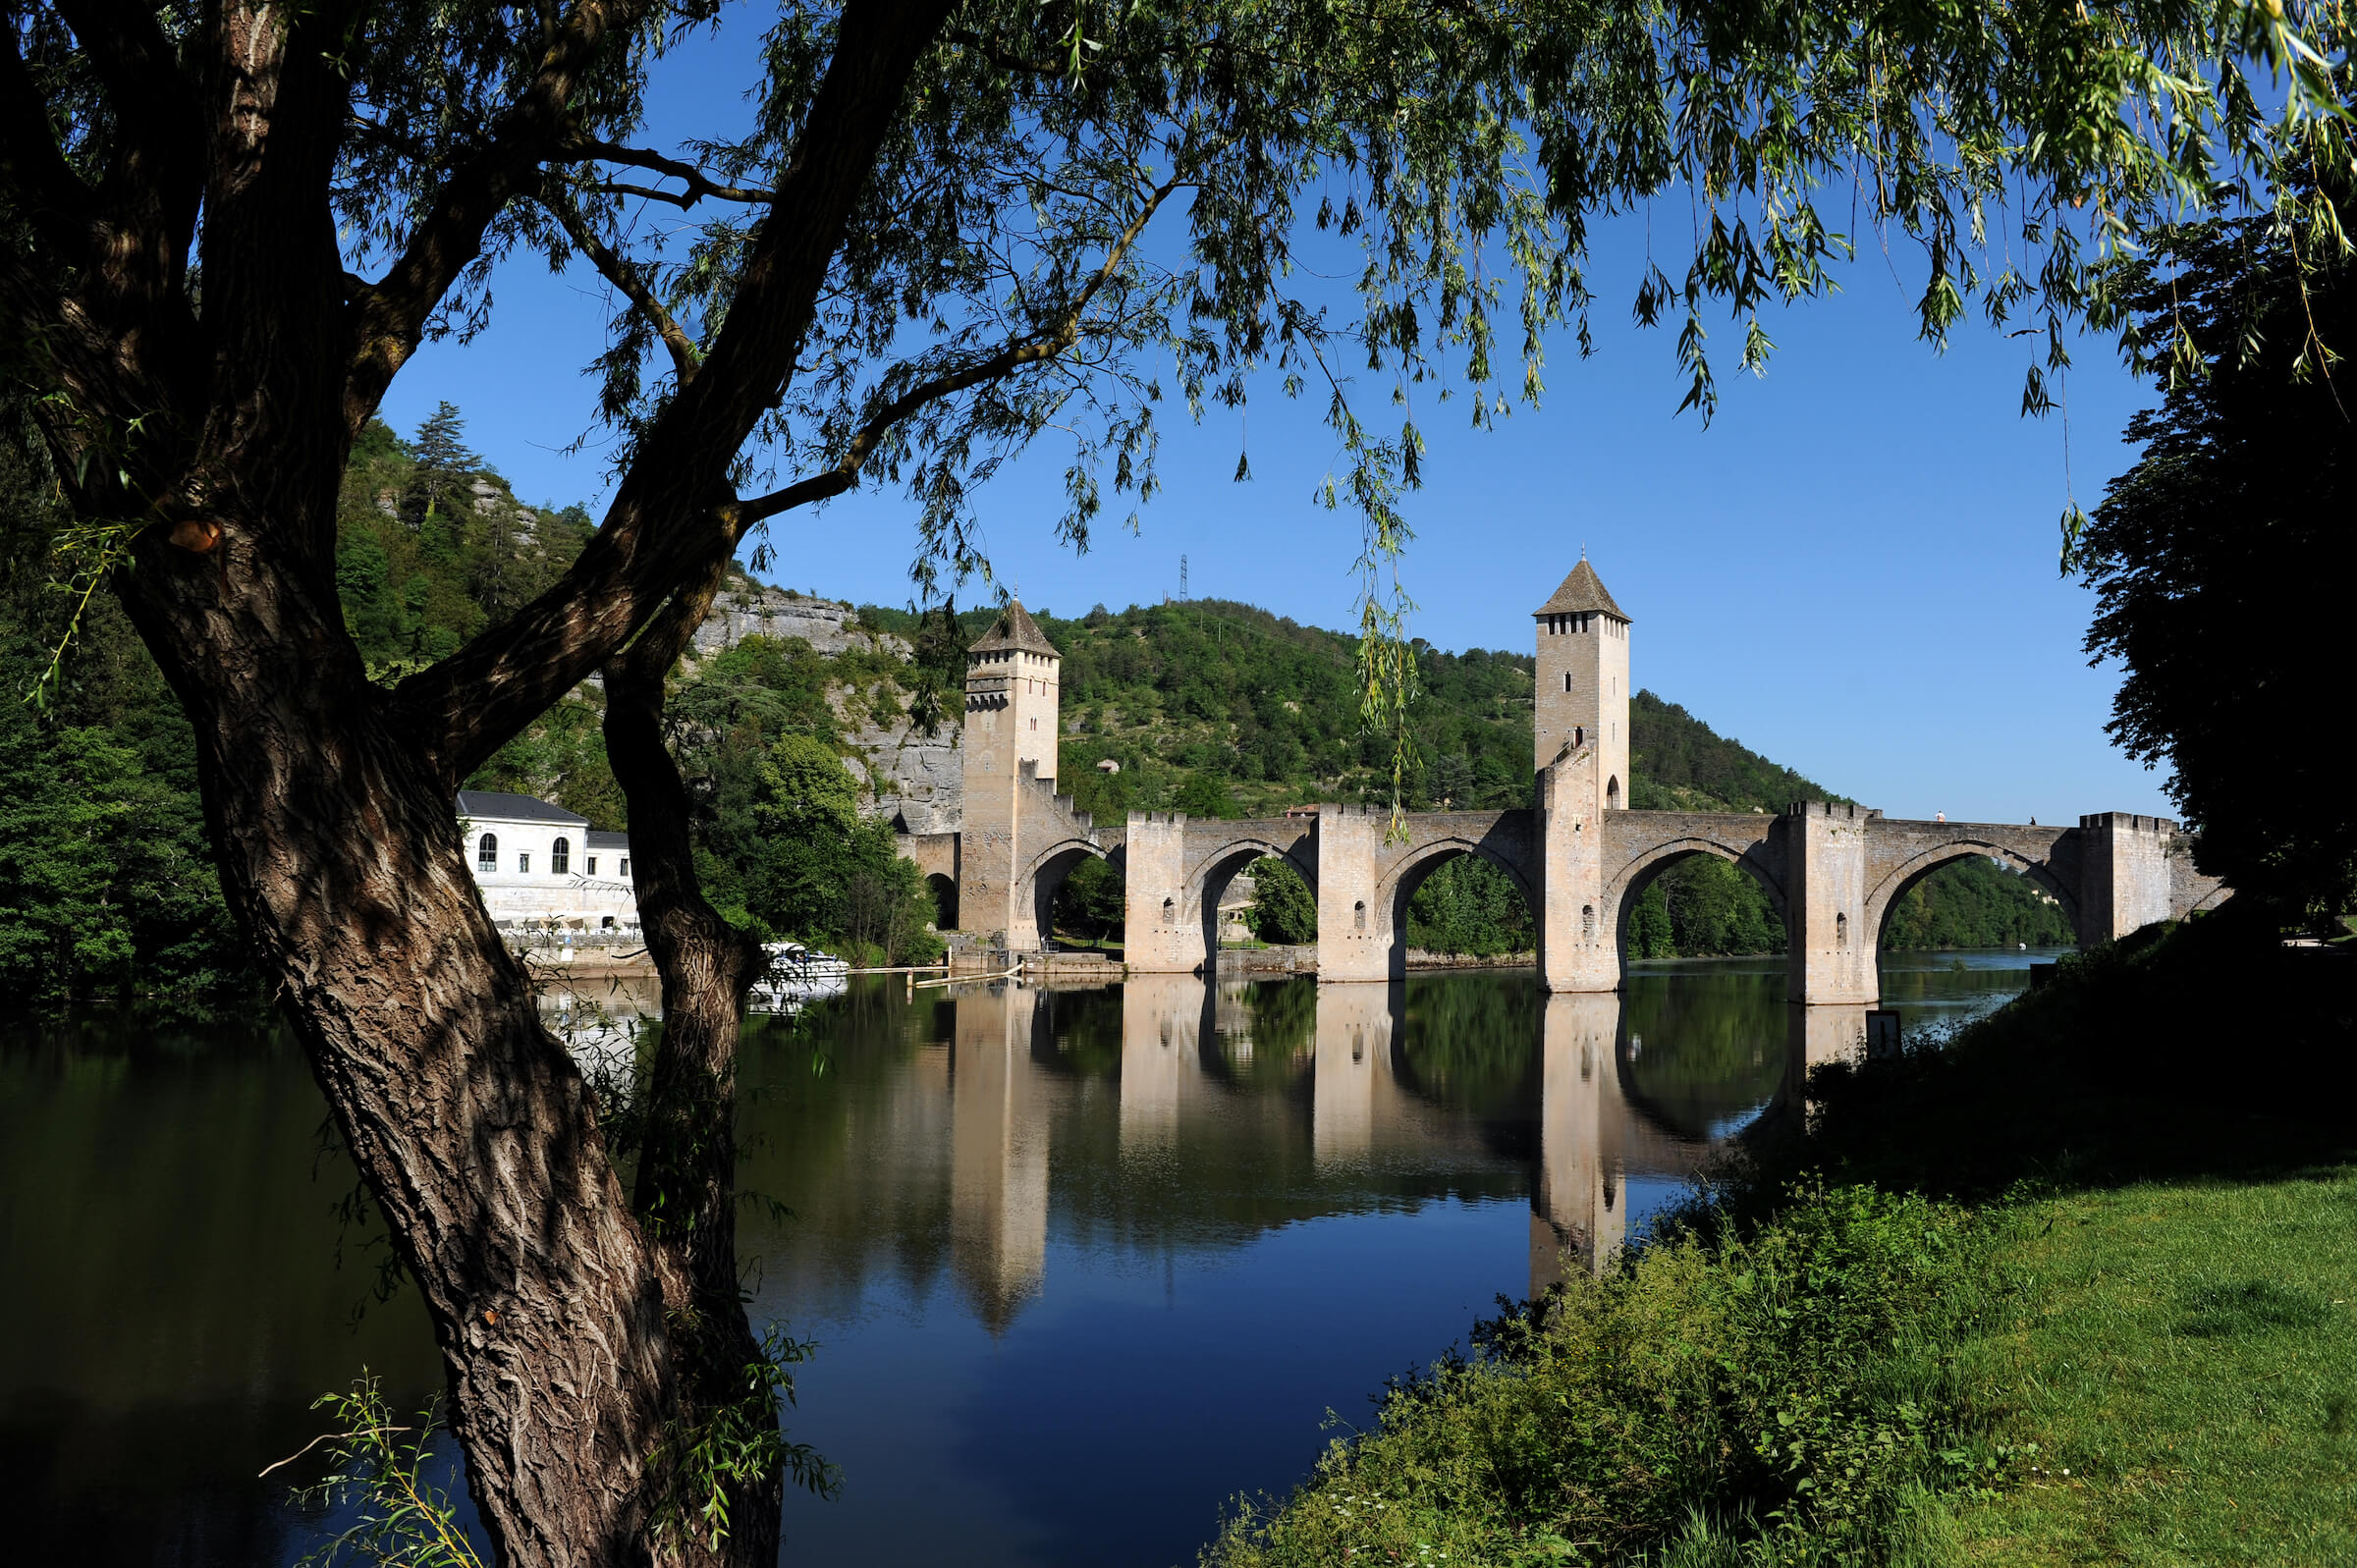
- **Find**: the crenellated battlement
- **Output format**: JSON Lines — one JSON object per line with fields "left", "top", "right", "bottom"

{"left": 2078, "top": 811, "right": 2178, "bottom": 834}
{"left": 1785, "top": 800, "right": 1882, "bottom": 821}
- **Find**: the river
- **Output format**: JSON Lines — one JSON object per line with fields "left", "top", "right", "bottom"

{"left": 0, "top": 950, "right": 2059, "bottom": 1566}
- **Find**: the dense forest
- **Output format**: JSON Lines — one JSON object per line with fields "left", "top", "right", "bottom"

{"left": 0, "top": 409, "right": 2066, "bottom": 999}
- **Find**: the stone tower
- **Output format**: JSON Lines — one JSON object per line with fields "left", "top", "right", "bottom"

{"left": 959, "top": 599, "right": 1062, "bottom": 942}
{"left": 1533, "top": 557, "right": 1630, "bottom": 812}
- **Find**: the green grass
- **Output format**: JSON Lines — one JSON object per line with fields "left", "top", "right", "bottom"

{"left": 1959, "top": 1172, "right": 2357, "bottom": 1566}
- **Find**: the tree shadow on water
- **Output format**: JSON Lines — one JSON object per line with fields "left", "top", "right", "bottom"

{"left": 1732, "top": 913, "right": 2357, "bottom": 1211}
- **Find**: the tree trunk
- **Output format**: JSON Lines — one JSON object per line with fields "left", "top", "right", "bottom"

{"left": 602, "top": 543, "right": 783, "bottom": 1566}
{"left": 111, "top": 514, "right": 685, "bottom": 1566}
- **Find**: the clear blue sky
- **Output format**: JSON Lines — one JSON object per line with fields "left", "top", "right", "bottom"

{"left": 378, "top": 19, "right": 2170, "bottom": 827}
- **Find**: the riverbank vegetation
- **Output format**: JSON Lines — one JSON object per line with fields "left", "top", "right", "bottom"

{"left": 1204, "top": 916, "right": 2357, "bottom": 1566}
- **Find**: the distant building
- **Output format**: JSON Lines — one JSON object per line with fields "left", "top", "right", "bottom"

{"left": 456, "top": 790, "right": 639, "bottom": 931}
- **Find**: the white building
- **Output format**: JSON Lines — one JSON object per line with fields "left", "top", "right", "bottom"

{"left": 457, "top": 791, "right": 639, "bottom": 932}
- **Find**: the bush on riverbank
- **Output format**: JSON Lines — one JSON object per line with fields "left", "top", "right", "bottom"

{"left": 1205, "top": 1185, "right": 2015, "bottom": 1566}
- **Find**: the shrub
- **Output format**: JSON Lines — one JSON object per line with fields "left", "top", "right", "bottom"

{"left": 1204, "top": 1184, "right": 2012, "bottom": 1567}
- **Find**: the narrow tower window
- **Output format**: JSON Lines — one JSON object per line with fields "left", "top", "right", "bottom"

{"left": 1836, "top": 912, "right": 1849, "bottom": 947}
{"left": 1581, "top": 904, "right": 1595, "bottom": 939}
{"left": 1563, "top": 672, "right": 1572, "bottom": 692}
{"left": 1353, "top": 899, "right": 1366, "bottom": 931}
{"left": 1607, "top": 776, "right": 1621, "bottom": 810}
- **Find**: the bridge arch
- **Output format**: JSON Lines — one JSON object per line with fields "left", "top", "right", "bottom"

{"left": 1021, "top": 837, "right": 1119, "bottom": 950}
{"left": 1184, "top": 835, "right": 1319, "bottom": 958}
{"left": 1863, "top": 838, "right": 2079, "bottom": 972}
{"left": 924, "top": 872, "right": 958, "bottom": 932}
{"left": 1604, "top": 836, "right": 1790, "bottom": 978}
{"left": 1372, "top": 836, "right": 1542, "bottom": 962}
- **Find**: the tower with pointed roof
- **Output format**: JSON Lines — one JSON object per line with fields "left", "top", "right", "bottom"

{"left": 1533, "top": 557, "right": 1629, "bottom": 811}
{"left": 959, "top": 599, "right": 1063, "bottom": 940}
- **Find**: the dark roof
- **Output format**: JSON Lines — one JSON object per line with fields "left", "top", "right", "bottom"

{"left": 1532, "top": 559, "right": 1628, "bottom": 621}
{"left": 456, "top": 790, "right": 589, "bottom": 827}
{"left": 968, "top": 599, "right": 1059, "bottom": 657}
{"left": 585, "top": 830, "right": 630, "bottom": 849}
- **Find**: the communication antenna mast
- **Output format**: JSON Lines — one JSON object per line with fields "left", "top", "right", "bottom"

{"left": 1179, "top": 553, "right": 1189, "bottom": 601}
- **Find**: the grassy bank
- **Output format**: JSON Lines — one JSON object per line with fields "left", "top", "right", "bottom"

{"left": 1202, "top": 920, "right": 2357, "bottom": 1566}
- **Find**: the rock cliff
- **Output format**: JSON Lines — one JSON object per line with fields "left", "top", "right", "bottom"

{"left": 686, "top": 575, "right": 964, "bottom": 835}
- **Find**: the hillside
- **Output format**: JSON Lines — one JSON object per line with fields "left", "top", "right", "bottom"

{"left": 851, "top": 596, "right": 1839, "bottom": 824}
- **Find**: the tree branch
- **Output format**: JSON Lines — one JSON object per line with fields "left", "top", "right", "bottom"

{"left": 0, "top": 29, "right": 104, "bottom": 265}
{"left": 739, "top": 158, "right": 1192, "bottom": 526}
{"left": 544, "top": 189, "right": 699, "bottom": 381}
{"left": 558, "top": 136, "right": 776, "bottom": 207}
{"left": 385, "top": 0, "right": 962, "bottom": 783}
{"left": 52, "top": 0, "right": 199, "bottom": 135}
{"left": 342, "top": 0, "right": 657, "bottom": 434}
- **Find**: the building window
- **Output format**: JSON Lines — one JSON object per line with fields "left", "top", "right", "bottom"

{"left": 1836, "top": 912, "right": 1849, "bottom": 947}
{"left": 551, "top": 838, "right": 570, "bottom": 875}
{"left": 518, "top": 852, "right": 530, "bottom": 874}
{"left": 477, "top": 834, "right": 497, "bottom": 872}
{"left": 1582, "top": 903, "right": 1595, "bottom": 939}
{"left": 620, "top": 856, "right": 631, "bottom": 878}
{"left": 1606, "top": 776, "right": 1620, "bottom": 810}
{"left": 1353, "top": 899, "right": 1366, "bottom": 931}
{"left": 585, "top": 856, "right": 597, "bottom": 876}
{"left": 1162, "top": 897, "right": 1176, "bottom": 926}
{"left": 1563, "top": 671, "right": 1572, "bottom": 692}
{"left": 1574, "top": 726, "right": 1584, "bottom": 748}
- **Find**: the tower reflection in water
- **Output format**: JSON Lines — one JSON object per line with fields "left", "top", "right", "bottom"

{"left": 905, "top": 971, "right": 1840, "bottom": 1330}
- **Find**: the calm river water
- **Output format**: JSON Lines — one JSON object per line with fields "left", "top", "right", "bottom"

{"left": 0, "top": 950, "right": 2057, "bottom": 1567}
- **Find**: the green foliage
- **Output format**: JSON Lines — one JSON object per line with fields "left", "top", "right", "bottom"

{"left": 1881, "top": 857, "right": 2074, "bottom": 950}
{"left": 2079, "top": 173, "right": 2357, "bottom": 928}
{"left": 1244, "top": 857, "right": 1318, "bottom": 946}
{"left": 648, "top": 1325, "right": 836, "bottom": 1556}
{"left": 0, "top": 701, "right": 246, "bottom": 1000}
{"left": 1052, "top": 856, "right": 1127, "bottom": 943}
{"left": 333, "top": 413, "right": 598, "bottom": 676}
{"left": 1625, "top": 858, "right": 1787, "bottom": 960}
{"left": 0, "top": 441, "right": 247, "bottom": 1000}
{"left": 1404, "top": 856, "right": 1536, "bottom": 958}
{"left": 292, "top": 1374, "right": 486, "bottom": 1568}
{"left": 689, "top": 729, "right": 941, "bottom": 964}
{"left": 1203, "top": 1184, "right": 2009, "bottom": 1568}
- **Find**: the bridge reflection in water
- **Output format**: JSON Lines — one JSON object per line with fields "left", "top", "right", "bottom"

{"left": 741, "top": 971, "right": 1883, "bottom": 1336}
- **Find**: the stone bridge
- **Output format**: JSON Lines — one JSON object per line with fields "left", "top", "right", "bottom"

{"left": 1105, "top": 747, "right": 2220, "bottom": 1001}
{"left": 900, "top": 568, "right": 2228, "bottom": 1004}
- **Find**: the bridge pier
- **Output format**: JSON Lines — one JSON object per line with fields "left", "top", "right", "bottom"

{"left": 1316, "top": 806, "right": 1396, "bottom": 983}
{"left": 1787, "top": 801, "right": 1876, "bottom": 1005}
{"left": 1122, "top": 812, "right": 1204, "bottom": 973}
{"left": 2076, "top": 811, "right": 2180, "bottom": 946}
{"left": 1537, "top": 744, "right": 1618, "bottom": 993}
